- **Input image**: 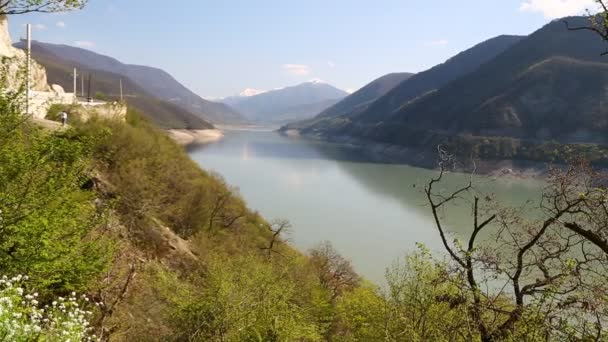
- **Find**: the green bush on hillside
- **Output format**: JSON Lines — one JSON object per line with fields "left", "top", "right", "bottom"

{"left": 0, "top": 88, "right": 114, "bottom": 298}
{"left": 74, "top": 109, "right": 254, "bottom": 241}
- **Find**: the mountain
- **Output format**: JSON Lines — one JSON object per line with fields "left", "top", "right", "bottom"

{"left": 368, "top": 16, "right": 608, "bottom": 144}
{"left": 268, "top": 98, "right": 342, "bottom": 123}
{"left": 287, "top": 35, "right": 522, "bottom": 133}
{"left": 284, "top": 72, "right": 414, "bottom": 130}
{"left": 304, "top": 16, "right": 608, "bottom": 163}
{"left": 355, "top": 35, "right": 524, "bottom": 124}
{"left": 225, "top": 80, "right": 348, "bottom": 123}
{"left": 16, "top": 41, "right": 247, "bottom": 125}
{"left": 220, "top": 88, "right": 267, "bottom": 107}
{"left": 317, "top": 72, "right": 414, "bottom": 119}
{"left": 16, "top": 41, "right": 212, "bottom": 129}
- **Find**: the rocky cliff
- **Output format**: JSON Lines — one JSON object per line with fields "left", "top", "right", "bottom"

{"left": 0, "top": 15, "right": 49, "bottom": 91}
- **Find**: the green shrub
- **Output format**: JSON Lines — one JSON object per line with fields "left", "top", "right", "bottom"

{"left": 0, "top": 275, "right": 97, "bottom": 341}
{"left": 168, "top": 254, "right": 325, "bottom": 341}
{"left": 0, "top": 89, "right": 114, "bottom": 297}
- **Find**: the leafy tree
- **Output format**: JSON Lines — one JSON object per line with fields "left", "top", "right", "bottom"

{"left": 333, "top": 284, "right": 388, "bottom": 341}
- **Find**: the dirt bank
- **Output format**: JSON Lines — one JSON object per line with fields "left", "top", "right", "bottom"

{"left": 167, "top": 129, "right": 224, "bottom": 146}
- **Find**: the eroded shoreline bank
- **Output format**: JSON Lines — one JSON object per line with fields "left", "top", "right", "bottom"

{"left": 281, "top": 129, "right": 548, "bottom": 180}
{"left": 167, "top": 129, "right": 224, "bottom": 146}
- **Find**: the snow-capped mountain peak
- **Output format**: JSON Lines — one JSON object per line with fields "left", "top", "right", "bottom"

{"left": 307, "top": 78, "right": 327, "bottom": 85}
{"left": 239, "top": 88, "right": 266, "bottom": 97}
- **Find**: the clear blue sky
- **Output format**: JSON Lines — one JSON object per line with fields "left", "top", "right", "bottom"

{"left": 6, "top": 0, "right": 596, "bottom": 98}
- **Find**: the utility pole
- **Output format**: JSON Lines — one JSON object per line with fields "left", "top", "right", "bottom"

{"left": 81, "top": 74, "right": 84, "bottom": 97}
{"left": 26, "top": 24, "right": 31, "bottom": 115}
{"left": 72, "top": 68, "right": 78, "bottom": 101}
{"left": 87, "top": 74, "right": 92, "bottom": 102}
{"left": 119, "top": 78, "right": 123, "bottom": 102}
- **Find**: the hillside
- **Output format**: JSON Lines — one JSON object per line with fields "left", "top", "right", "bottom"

{"left": 355, "top": 35, "right": 523, "bottom": 124}
{"left": 17, "top": 40, "right": 247, "bottom": 125}
{"left": 318, "top": 72, "right": 414, "bottom": 119}
{"left": 226, "top": 80, "right": 348, "bottom": 123}
{"left": 16, "top": 41, "right": 213, "bottom": 129}
{"left": 294, "top": 17, "right": 608, "bottom": 164}
{"left": 265, "top": 98, "right": 341, "bottom": 124}
{"left": 287, "top": 35, "right": 522, "bottom": 134}
{"left": 377, "top": 16, "right": 608, "bottom": 142}
{"left": 283, "top": 72, "right": 413, "bottom": 130}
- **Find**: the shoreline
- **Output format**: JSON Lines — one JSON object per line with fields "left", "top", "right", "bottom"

{"left": 280, "top": 129, "right": 549, "bottom": 180}
{"left": 167, "top": 129, "right": 224, "bottom": 146}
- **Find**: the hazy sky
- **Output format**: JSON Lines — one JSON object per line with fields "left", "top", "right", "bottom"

{"left": 7, "top": 0, "right": 599, "bottom": 98}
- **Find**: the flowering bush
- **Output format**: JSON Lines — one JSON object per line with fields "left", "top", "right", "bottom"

{"left": 0, "top": 275, "right": 97, "bottom": 341}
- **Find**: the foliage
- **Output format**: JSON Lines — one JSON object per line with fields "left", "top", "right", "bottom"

{"left": 0, "top": 0, "right": 88, "bottom": 15}
{"left": 333, "top": 247, "right": 476, "bottom": 342}
{"left": 73, "top": 110, "right": 250, "bottom": 241}
{"left": 333, "top": 284, "right": 387, "bottom": 341}
{"left": 168, "top": 253, "right": 325, "bottom": 341}
{"left": 0, "top": 87, "right": 113, "bottom": 297}
{"left": 0, "top": 274, "right": 96, "bottom": 341}
{"left": 94, "top": 91, "right": 107, "bottom": 102}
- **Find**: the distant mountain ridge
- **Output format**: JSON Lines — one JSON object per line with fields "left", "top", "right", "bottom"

{"left": 16, "top": 41, "right": 213, "bottom": 129}
{"left": 285, "top": 72, "right": 414, "bottom": 130}
{"left": 284, "top": 16, "right": 608, "bottom": 165}
{"left": 224, "top": 80, "right": 348, "bottom": 124}
{"left": 319, "top": 72, "right": 415, "bottom": 119}
{"left": 16, "top": 41, "right": 247, "bottom": 125}
{"left": 357, "top": 35, "right": 524, "bottom": 124}
{"left": 381, "top": 16, "right": 608, "bottom": 142}
{"left": 285, "top": 35, "right": 523, "bottom": 134}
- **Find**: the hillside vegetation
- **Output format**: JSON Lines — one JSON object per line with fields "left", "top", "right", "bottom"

{"left": 5, "top": 5, "right": 608, "bottom": 340}
{"left": 0, "top": 75, "right": 601, "bottom": 340}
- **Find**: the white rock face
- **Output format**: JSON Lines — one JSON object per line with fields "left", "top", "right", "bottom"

{"left": 0, "top": 15, "right": 15, "bottom": 58}
{"left": 0, "top": 15, "right": 49, "bottom": 91}
{"left": 51, "top": 84, "right": 65, "bottom": 93}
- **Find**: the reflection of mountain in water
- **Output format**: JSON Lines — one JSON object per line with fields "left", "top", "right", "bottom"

{"left": 187, "top": 130, "right": 370, "bottom": 162}
{"left": 189, "top": 130, "right": 545, "bottom": 238}
{"left": 301, "top": 136, "right": 545, "bottom": 237}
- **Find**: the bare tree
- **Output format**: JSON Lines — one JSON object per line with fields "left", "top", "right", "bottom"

{"left": 0, "top": 0, "right": 87, "bottom": 15}
{"left": 424, "top": 149, "right": 607, "bottom": 341}
{"left": 260, "top": 219, "right": 291, "bottom": 257}
{"left": 93, "top": 254, "right": 139, "bottom": 341}
{"left": 206, "top": 173, "right": 245, "bottom": 233}
{"left": 309, "top": 241, "right": 360, "bottom": 301}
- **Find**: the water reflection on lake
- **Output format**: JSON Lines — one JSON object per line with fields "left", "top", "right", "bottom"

{"left": 188, "top": 130, "right": 544, "bottom": 283}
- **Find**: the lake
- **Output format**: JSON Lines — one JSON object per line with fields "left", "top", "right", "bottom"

{"left": 188, "top": 129, "right": 544, "bottom": 283}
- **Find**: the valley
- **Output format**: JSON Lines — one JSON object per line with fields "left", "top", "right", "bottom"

{"left": 4, "top": 1, "right": 608, "bottom": 339}
{"left": 188, "top": 129, "right": 544, "bottom": 283}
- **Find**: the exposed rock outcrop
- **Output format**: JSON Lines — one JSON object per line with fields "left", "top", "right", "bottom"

{"left": 0, "top": 15, "right": 49, "bottom": 91}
